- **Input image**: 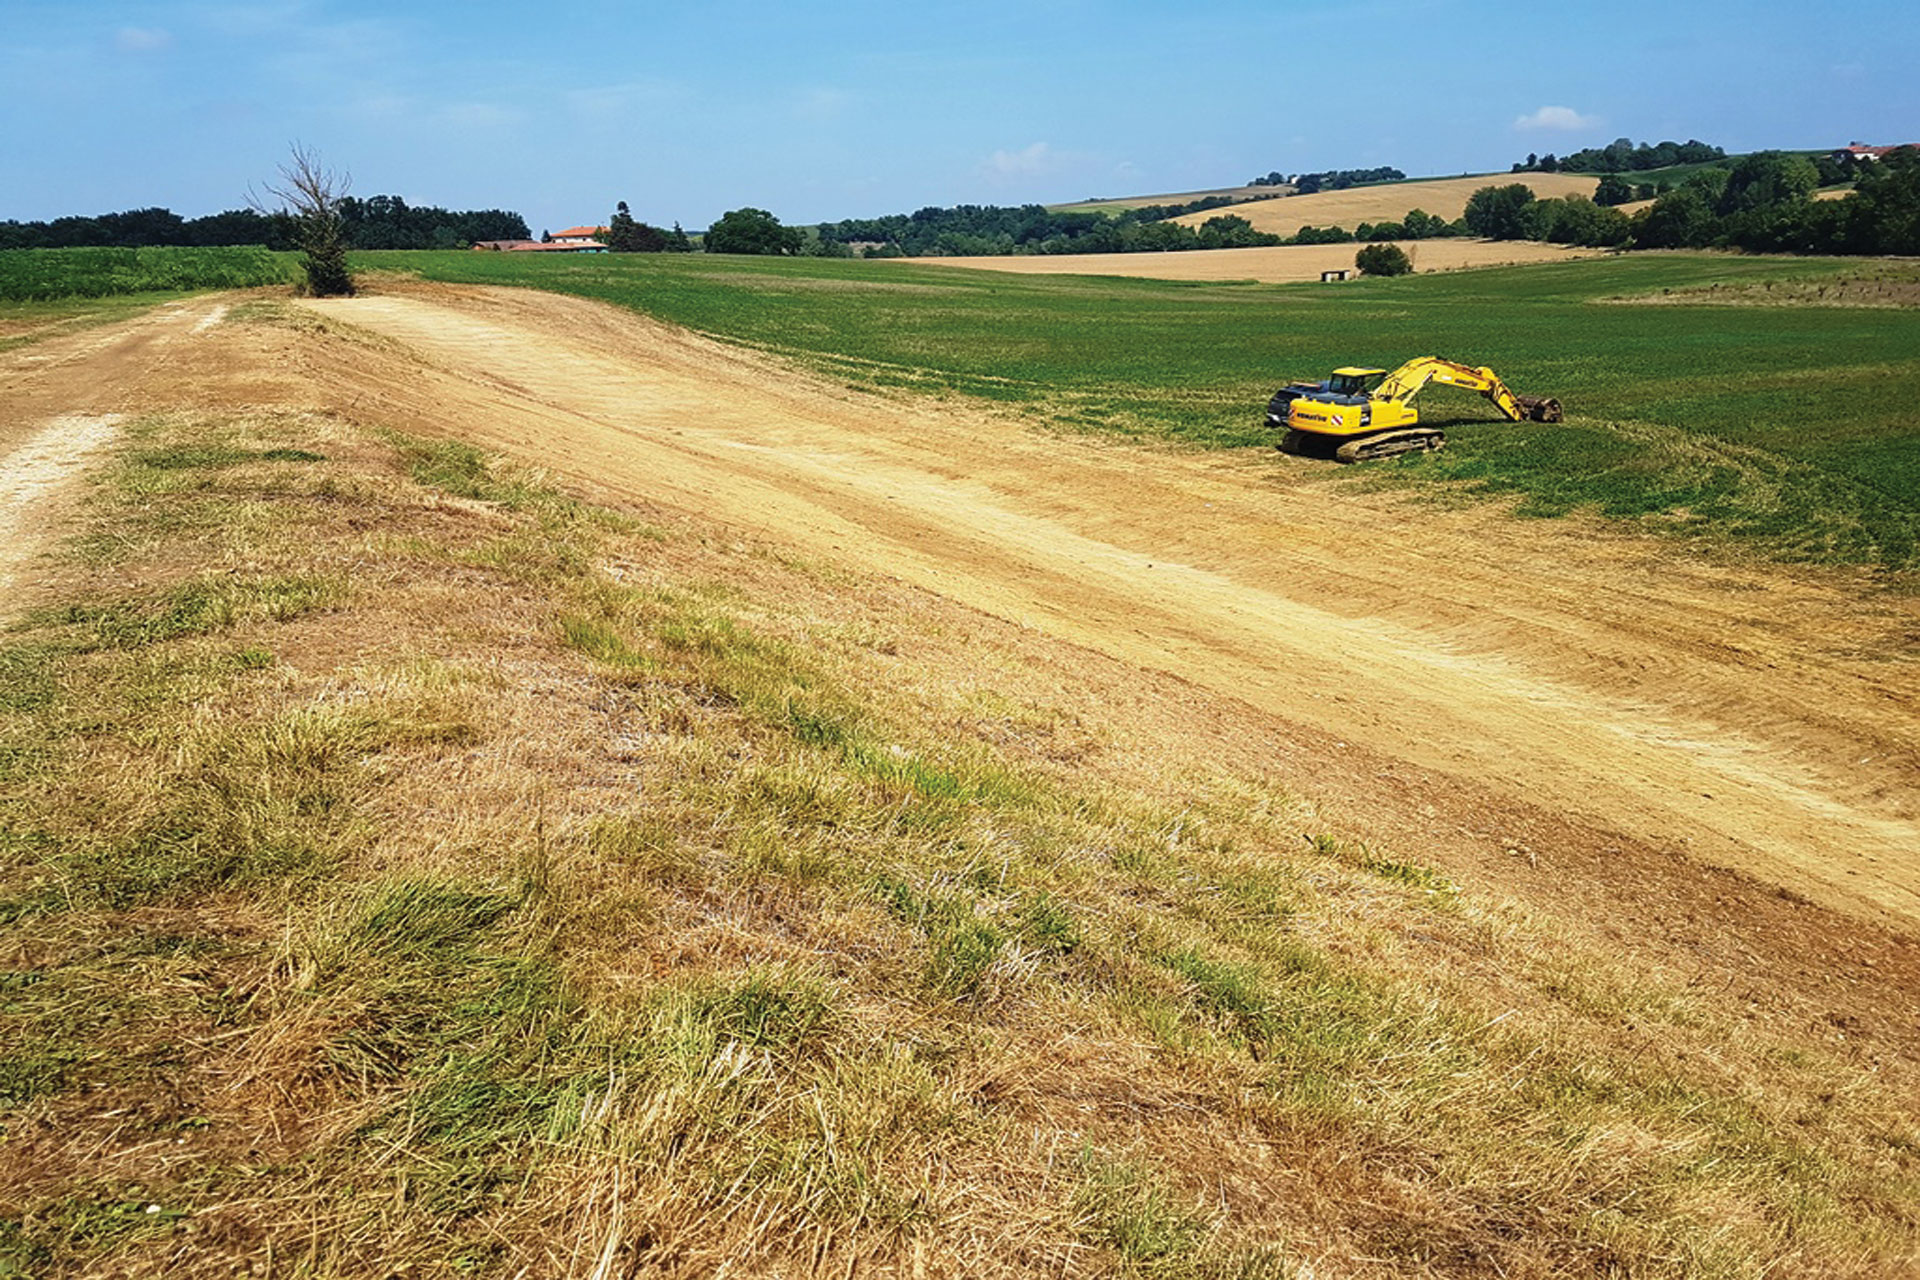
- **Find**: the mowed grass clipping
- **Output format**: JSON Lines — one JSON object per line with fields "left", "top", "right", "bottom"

{"left": 374, "top": 248, "right": 1920, "bottom": 573}
{"left": 3, "top": 309, "right": 1918, "bottom": 1277}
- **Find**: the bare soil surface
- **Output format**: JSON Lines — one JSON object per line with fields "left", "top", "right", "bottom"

{"left": 7, "top": 283, "right": 1920, "bottom": 1069}
{"left": 0, "top": 298, "right": 227, "bottom": 617}
{"left": 910, "top": 238, "right": 1605, "bottom": 283}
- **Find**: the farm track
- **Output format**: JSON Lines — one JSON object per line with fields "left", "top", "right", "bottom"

{"left": 0, "top": 298, "right": 224, "bottom": 616}
{"left": 293, "top": 283, "right": 1920, "bottom": 931}
{"left": 5, "top": 285, "right": 1918, "bottom": 1056}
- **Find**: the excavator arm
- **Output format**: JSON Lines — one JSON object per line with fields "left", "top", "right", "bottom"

{"left": 1375, "top": 357, "right": 1557, "bottom": 422}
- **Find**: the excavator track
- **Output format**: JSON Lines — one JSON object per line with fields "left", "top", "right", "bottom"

{"left": 1333, "top": 428, "right": 1445, "bottom": 463}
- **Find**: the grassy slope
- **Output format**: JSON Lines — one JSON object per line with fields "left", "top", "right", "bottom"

{"left": 377, "top": 249, "right": 1920, "bottom": 573}
{"left": 5, "top": 304, "right": 1919, "bottom": 1275}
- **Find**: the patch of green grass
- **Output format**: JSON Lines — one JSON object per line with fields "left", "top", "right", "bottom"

{"left": 872, "top": 873, "right": 1009, "bottom": 998}
{"left": 0, "top": 644, "right": 61, "bottom": 714}
{"left": 1072, "top": 1151, "right": 1213, "bottom": 1277}
{"left": 40, "top": 573, "right": 344, "bottom": 651}
{"left": 389, "top": 434, "right": 554, "bottom": 510}
{"left": 372, "top": 247, "right": 1920, "bottom": 571}
{"left": 130, "top": 443, "right": 327, "bottom": 470}
{"left": 0, "top": 246, "right": 298, "bottom": 301}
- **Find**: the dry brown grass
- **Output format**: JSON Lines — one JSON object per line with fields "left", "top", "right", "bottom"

{"left": 3, "top": 309, "right": 1919, "bottom": 1277}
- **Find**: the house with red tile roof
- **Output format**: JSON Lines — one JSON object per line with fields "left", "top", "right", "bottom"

{"left": 1834, "top": 142, "right": 1915, "bottom": 163}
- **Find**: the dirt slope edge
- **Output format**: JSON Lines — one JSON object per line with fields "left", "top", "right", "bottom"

{"left": 297, "top": 284, "right": 1920, "bottom": 929}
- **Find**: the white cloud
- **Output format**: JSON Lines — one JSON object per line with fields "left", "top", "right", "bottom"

{"left": 115, "top": 26, "right": 173, "bottom": 52}
{"left": 984, "top": 142, "right": 1058, "bottom": 178}
{"left": 1514, "top": 105, "right": 1601, "bottom": 132}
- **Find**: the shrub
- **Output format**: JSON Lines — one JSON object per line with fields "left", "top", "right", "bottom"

{"left": 1355, "top": 243, "right": 1413, "bottom": 276}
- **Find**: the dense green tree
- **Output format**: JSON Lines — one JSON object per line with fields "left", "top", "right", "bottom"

{"left": 1463, "top": 184, "right": 1539, "bottom": 239}
{"left": 1354, "top": 243, "right": 1412, "bottom": 276}
{"left": 1547, "top": 138, "right": 1725, "bottom": 173}
{"left": 1813, "top": 152, "right": 1860, "bottom": 188}
{"left": 705, "top": 207, "right": 803, "bottom": 255}
{"left": 1534, "top": 196, "right": 1631, "bottom": 247}
{"left": 1850, "top": 146, "right": 1920, "bottom": 253}
{"left": 1196, "top": 214, "right": 1275, "bottom": 249}
{"left": 1593, "top": 174, "right": 1635, "bottom": 206}
{"left": 1400, "top": 208, "right": 1455, "bottom": 239}
{"left": 1290, "top": 224, "right": 1353, "bottom": 245}
{"left": 1716, "top": 151, "right": 1819, "bottom": 216}
{"left": 605, "top": 201, "right": 641, "bottom": 252}
{"left": 1630, "top": 187, "right": 1719, "bottom": 248}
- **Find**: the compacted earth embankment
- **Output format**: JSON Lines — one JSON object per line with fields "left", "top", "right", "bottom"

{"left": 1, "top": 287, "right": 1917, "bottom": 1277}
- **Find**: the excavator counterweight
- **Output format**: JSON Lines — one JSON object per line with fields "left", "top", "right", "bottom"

{"left": 1268, "top": 357, "right": 1560, "bottom": 462}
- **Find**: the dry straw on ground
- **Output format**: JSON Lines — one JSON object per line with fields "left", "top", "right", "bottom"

{"left": 1, "top": 299, "right": 1917, "bottom": 1278}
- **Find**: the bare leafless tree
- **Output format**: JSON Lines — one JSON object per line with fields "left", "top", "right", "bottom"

{"left": 253, "top": 144, "right": 353, "bottom": 296}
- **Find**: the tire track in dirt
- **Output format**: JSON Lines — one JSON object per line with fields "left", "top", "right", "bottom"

{"left": 0, "top": 413, "right": 123, "bottom": 610}
{"left": 301, "top": 286, "right": 1920, "bottom": 927}
{"left": 0, "top": 298, "right": 231, "bottom": 618}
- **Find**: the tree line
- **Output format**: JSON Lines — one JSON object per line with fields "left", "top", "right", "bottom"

{"left": 1248, "top": 166, "right": 1406, "bottom": 192}
{"left": 1512, "top": 138, "right": 1725, "bottom": 174}
{"left": 0, "top": 197, "right": 528, "bottom": 252}
{"left": 808, "top": 197, "right": 1277, "bottom": 258}
{"left": 603, "top": 201, "right": 694, "bottom": 252}
{"left": 1462, "top": 148, "right": 1919, "bottom": 254}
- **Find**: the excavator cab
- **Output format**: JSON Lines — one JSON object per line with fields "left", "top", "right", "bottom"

{"left": 1326, "top": 367, "right": 1387, "bottom": 398}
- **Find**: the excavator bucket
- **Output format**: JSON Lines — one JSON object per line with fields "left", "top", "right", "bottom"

{"left": 1517, "top": 395, "right": 1563, "bottom": 423}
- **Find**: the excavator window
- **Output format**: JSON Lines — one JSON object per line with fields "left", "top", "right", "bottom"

{"left": 1328, "top": 370, "right": 1385, "bottom": 397}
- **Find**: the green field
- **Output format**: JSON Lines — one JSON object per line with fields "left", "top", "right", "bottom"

{"left": 0, "top": 246, "right": 298, "bottom": 301}
{"left": 368, "top": 249, "right": 1920, "bottom": 574}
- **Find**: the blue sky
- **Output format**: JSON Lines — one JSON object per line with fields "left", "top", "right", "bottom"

{"left": 3, "top": 0, "right": 1915, "bottom": 234}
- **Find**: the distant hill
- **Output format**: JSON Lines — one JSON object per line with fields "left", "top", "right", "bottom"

{"left": 1047, "top": 185, "right": 1290, "bottom": 214}
{"left": 1166, "top": 173, "right": 1601, "bottom": 237}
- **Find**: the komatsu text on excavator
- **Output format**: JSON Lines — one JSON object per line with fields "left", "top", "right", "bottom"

{"left": 1267, "top": 357, "right": 1562, "bottom": 462}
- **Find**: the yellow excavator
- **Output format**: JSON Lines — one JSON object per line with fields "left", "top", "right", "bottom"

{"left": 1267, "top": 357, "right": 1562, "bottom": 462}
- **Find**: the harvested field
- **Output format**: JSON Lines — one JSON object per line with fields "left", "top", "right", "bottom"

{"left": 908, "top": 237, "right": 1608, "bottom": 282}
{"left": 1168, "top": 173, "right": 1602, "bottom": 236}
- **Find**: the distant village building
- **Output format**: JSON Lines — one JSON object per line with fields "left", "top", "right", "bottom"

{"left": 470, "top": 226, "right": 609, "bottom": 253}
{"left": 1834, "top": 142, "right": 1914, "bottom": 163}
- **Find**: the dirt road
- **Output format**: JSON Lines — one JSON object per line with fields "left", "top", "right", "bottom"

{"left": 292, "top": 284, "right": 1919, "bottom": 929}
{"left": 0, "top": 299, "right": 242, "bottom": 617}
